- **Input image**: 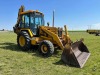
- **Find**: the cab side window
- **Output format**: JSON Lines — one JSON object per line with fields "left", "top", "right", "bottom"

{"left": 24, "top": 15, "right": 29, "bottom": 28}
{"left": 20, "top": 14, "right": 30, "bottom": 28}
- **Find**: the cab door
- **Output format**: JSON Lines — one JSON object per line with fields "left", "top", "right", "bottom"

{"left": 20, "top": 14, "right": 30, "bottom": 28}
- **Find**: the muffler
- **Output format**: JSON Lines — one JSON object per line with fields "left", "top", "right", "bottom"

{"left": 61, "top": 40, "right": 90, "bottom": 68}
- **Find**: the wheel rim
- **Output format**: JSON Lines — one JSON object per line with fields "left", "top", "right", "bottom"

{"left": 41, "top": 45, "right": 48, "bottom": 53}
{"left": 19, "top": 36, "right": 25, "bottom": 47}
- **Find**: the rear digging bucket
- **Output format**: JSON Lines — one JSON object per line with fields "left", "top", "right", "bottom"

{"left": 61, "top": 41, "right": 90, "bottom": 68}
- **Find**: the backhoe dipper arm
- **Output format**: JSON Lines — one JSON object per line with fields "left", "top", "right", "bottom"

{"left": 15, "top": 5, "right": 25, "bottom": 27}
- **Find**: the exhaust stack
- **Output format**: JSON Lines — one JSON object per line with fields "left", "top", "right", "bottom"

{"left": 52, "top": 10, "right": 55, "bottom": 27}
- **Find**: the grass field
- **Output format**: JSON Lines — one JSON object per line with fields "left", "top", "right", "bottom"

{"left": 0, "top": 31, "right": 100, "bottom": 75}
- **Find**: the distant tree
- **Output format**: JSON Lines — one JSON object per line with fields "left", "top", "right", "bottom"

{"left": 2, "top": 29, "right": 5, "bottom": 31}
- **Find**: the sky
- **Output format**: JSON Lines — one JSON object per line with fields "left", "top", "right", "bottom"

{"left": 0, "top": 0, "right": 100, "bottom": 30}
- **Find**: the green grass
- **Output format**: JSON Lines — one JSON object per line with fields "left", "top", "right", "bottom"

{"left": 0, "top": 31, "right": 100, "bottom": 75}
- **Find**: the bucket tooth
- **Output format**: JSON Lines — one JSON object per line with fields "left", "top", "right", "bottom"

{"left": 61, "top": 41, "right": 90, "bottom": 68}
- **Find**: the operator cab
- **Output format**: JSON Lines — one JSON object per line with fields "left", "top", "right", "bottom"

{"left": 19, "top": 10, "right": 44, "bottom": 35}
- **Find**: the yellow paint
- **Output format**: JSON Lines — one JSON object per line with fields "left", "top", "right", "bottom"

{"left": 20, "top": 29, "right": 33, "bottom": 37}
{"left": 19, "top": 36, "right": 25, "bottom": 47}
{"left": 31, "top": 37, "right": 40, "bottom": 45}
{"left": 64, "top": 25, "right": 71, "bottom": 44}
{"left": 31, "top": 40, "right": 36, "bottom": 45}
{"left": 87, "top": 30, "right": 97, "bottom": 33}
{"left": 40, "top": 36, "right": 52, "bottom": 40}
{"left": 40, "top": 26, "right": 64, "bottom": 50}
{"left": 20, "top": 10, "right": 44, "bottom": 16}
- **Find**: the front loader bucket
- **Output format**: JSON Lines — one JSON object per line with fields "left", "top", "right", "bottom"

{"left": 61, "top": 41, "right": 90, "bottom": 68}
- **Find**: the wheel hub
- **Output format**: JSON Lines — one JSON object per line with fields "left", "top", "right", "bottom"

{"left": 19, "top": 36, "right": 25, "bottom": 47}
{"left": 41, "top": 45, "right": 48, "bottom": 53}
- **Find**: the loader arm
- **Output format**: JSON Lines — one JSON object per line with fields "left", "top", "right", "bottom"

{"left": 40, "top": 26, "right": 64, "bottom": 50}
{"left": 64, "top": 25, "right": 72, "bottom": 44}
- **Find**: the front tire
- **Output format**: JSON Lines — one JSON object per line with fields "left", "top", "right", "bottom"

{"left": 38, "top": 40, "right": 54, "bottom": 57}
{"left": 17, "top": 31, "right": 31, "bottom": 50}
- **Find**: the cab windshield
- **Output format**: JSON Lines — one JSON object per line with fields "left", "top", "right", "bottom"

{"left": 30, "top": 14, "right": 44, "bottom": 26}
{"left": 30, "top": 13, "right": 44, "bottom": 34}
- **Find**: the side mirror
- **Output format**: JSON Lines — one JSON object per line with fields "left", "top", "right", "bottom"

{"left": 47, "top": 22, "right": 50, "bottom": 26}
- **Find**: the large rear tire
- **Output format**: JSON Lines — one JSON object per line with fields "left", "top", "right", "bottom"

{"left": 38, "top": 40, "right": 54, "bottom": 57}
{"left": 17, "top": 31, "right": 31, "bottom": 50}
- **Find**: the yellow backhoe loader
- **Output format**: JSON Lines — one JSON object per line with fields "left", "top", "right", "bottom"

{"left": 13, "top": 5, "right": 90, "bottom": 68}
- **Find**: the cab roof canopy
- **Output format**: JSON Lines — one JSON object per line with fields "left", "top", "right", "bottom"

{"left": 20, "top": 10, "right": 44, "bottom": 16}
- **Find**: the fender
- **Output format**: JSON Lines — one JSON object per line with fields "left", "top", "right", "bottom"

{"left": 20, "top": 29, "right": 34, "bottom": 37}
